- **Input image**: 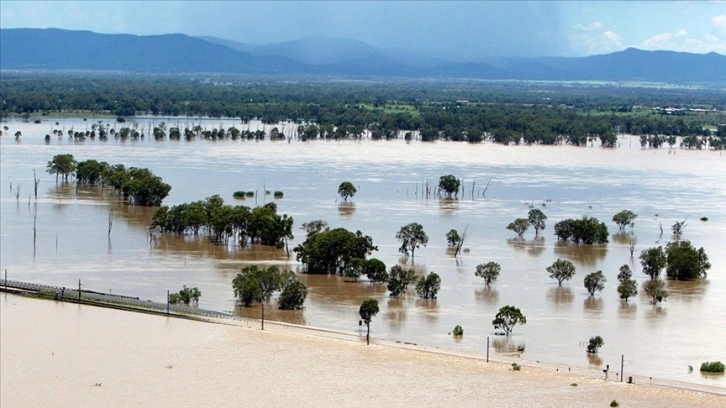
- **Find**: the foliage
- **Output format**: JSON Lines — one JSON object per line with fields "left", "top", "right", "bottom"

{"left": 294, "top": 227, "right": 377, "bottom": 275}
{"left": 396, "top": 222, "right": 429, "bottom": 260}
{"left": 527, "top": 209, "right": 547, "bottom": 236}
{"left": 46, "top": 153, "right": 77, "bottom": 182}
{"left": 438, "top": 175, "right": 461, "bottom": 198}
{"left": 233, "top": 191, "right": 246, "bottom": 199}
{"left": 554, "top": 217, "right": 609, "bottom": 244}
{"left": 700, "top": 361, "right": 725, "bottom": 373}
{"left": 452, "top": 325, "right": 463, "bottom": 336}
{"left": 359, "top": 298, "right": 380, "bottom": 345}
{"left": 278, "top": 279, "right": 308, "bottom": 310}
{"left": 475, "top": 262, "right": 501, "bottom": 286}
{"left": 338, "top": 181, "right": 357, "bottom": 202}
{"left": 511, "top": 363, "right": 521, "bottom": 371}
{"left": 492, "top": 305, "right": 527, "bottom": 336}
{"left": 643, "top": 279, "right": 668, "bottom": 305}
{"left": 73, "top": 158, "right": 171, "bottom": 206}
{"left": 232, "top": 265, "right": 286, "bottom": 306}
{"left": 583, "top": 270, "right": 607, "bottom": 296}
{"left": 665, "top": 240, "right": 710, "bottom": 280}
{"left": 273, "top": 191, "right": 284, "bottom": 198}
{"left": 612, "top": 210, "right": 638, "bottom": 230}
{"left": 415, "top": 272, "right": 441, "bottom": 299}
{"left": 587, "top": 336, "right": 604, "bottom": 353}
{"left": 610, "top": 400, "right": 619, "bottom": 407}
{"left": 616, "top": 265, "right": 638, "bottom": 302}
{"left": 344, "top": 258, "right": 367, "bottom": 281}
{"left": 121, "top": 167, "right": 172, "bottom": 206}
{"left": 446, "top": 229, "right": 461, "bottom": 247}
{"left": 671, "top": 219, "right": 687, "bottom": 239}
{"left": 639, "top": 246, "right": 667, "bottom": 279}
{"left": 546, "top": 258, "right": 576, "bottom": 286}
{"left": 364, "top": 258, "right": 389, "bottom": 282}
{"left": 168, "top": 285, "right": 201, "bottom": 305}
{"left": 387, "top": 265, "right": 417, "bottom": 296}
{"left": 75, "top": 159, "right": 109, "bottom": 184}
{"left": 506, "top": 218, "right": 530, "bottom": 239}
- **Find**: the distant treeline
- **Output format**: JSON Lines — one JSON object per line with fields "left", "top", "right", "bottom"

{"left": 3, "top": 72, "right": 725, "bottom": 148}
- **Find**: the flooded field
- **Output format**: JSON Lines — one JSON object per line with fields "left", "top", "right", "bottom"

{"left": 1, "top": 117, "right": 725, "bottom": 387}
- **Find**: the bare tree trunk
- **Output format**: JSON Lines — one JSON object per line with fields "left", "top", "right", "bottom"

{"left": 455, "top": 224, "right": 470, "bottom": 257}
{"left": 33, "top": 169, "right": 40, "bottom": 199}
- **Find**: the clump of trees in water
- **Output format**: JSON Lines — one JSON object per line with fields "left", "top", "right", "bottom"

{"left": 168, "top": 285, "right": 201, "bottom": 305}
{"left": 554, "top": 217, "right": 609, "bottom": 244}
{"left": 151, "top": 195, "right": 294, "bottom": 250}
{"left": 47, "top": 154, "right": 171, "bottom": 206}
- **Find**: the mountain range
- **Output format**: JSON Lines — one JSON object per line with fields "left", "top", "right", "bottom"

{"left": 2, "top": 28, "right": 725, "bottom": 83}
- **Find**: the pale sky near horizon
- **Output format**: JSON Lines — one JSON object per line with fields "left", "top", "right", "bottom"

{"left": 1, "top": 1, "right": 724, "bottom": 59}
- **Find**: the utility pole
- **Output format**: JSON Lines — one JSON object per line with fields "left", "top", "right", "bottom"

{"left": 486, "top": 336, "right": 490, "bottom": 363}
{"left": 621, "top": 354, "right": 624, "bottom": 382}
{"left": 78, "top": 279, "right": 81, "bottom": 302}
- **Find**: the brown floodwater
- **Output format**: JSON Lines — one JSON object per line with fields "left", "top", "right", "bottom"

{"left": 1, "top": 117, "right": 725, "bottom": 388}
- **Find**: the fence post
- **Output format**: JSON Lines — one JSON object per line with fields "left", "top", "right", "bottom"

{"left": 167, "top": 290, "right": 170, "bottom": 316}
{"left": 486, "top": 336, "right": 490, "bottom": 363}
{"left": 620, "top": 354, "right": 624, "bottom": 382}
{"left": 4, "top": 269, "right": 6, "bottom": 288}
{"left": 78, "top": 279, "right": 81, "bottom": 302}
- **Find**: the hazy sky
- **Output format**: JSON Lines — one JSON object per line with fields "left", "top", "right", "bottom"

{"left": 1, "top": 1, "right": 724, "bottom": 59}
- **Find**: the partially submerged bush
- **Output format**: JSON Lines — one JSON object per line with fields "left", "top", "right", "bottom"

{"left": 233, "top": 191, "right": 246, "bottom": 199}
{"left": 452, "top": 325, "right": 463, "bottom": 336}
{"left": 274, "top": 191, "right": 284, "bottom": 198}
{"left": 700, "top": 361, "right": 725, "bottom": 373}
{"left": 511, "top": 363, "right": 521, "bottom": 371}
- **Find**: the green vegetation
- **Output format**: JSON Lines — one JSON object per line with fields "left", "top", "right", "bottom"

{"left": 507, "top": 218, "right": 530, "bottom": 239}
{"left": 387, "top": 265, "right": 417, "bottom": 296}
{"left": 273, "top": 191, "right": 284, "bottom": 199}
{"left": 232, "top": 265, "right": 307, "bottom": 328}
{"left": 233, "top": 191, "right": 246, "bottom": 199}
{"left": 396, "top": 222, "right": 429, "bottom": 260}
{"left": 5, "top": 73, "right": 725, "bottom": 148}
{"left": 616, "top": 265, "right": 638, "bottom": 302}
{"left": 583, "top": 270, "right": 606, "bottom": 296}
{"left": 46, "top": 154, "right": 77, "bottom": 182}
{"left": 294, "top": 226, "right": 377, "bottom": 275}
{"left": 643, "top": 279, "right": 669, "bottom": 305}
{"left": 359, "top": 299, "right": 380, "bottom": 345}
{"left": 587, "top": 336, "right": 604, "bottom": 353}
{"left": 475, "top": 262, "right": 501, "bottom": 286}
{"left": 151, "top": 196, "right": 293, "bottom": 248}
{"left": 493, "top": 305, "right": 527, "bottom": 336}
{"left": 554, "top": 217, "right": 609, "bottom": 244}
{"left": 665, "top": 240, "right": 710, "bottom": 280}
{"left": 527, "top": 209, "right": 547, "bottom": 237}
{"left": 547, "top": 259, "right": 576, "bottom": 286}
{"left": 612, "top": 210, "right": 638, "bottom": 231}
{"left": 452, "top": 325, "right": 463, "bottom": 336}
{"left": 511, "top": 363, "right": 521, "bottom": 371}
{"left": 168, "top": 286, "right": 201, "bottom": 305}
{"left": 338, "top": 181, "right": 357, "bottom": 202}
{"left": 699, "top": 361, "right": 725, "bottom": 373}
{"left": 415, "top": 272, "right": 441, "bottom": 299}
{"left": 640, "top": 246, "right": 667, "bottom": 279}
{"left": 438, "top": 175, "right": 461, "bottom": 198}
{"left": 610, "top": 400, "right": 620, "bottom": 407}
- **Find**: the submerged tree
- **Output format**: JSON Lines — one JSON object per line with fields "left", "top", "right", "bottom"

{"left": 546, "top": 258, "right": 576, "bottom": 286}
{"left": 643, "top": 279, "right": 668, "bottom": 305}
{"left": 612, "top": 210, "right": 638, "bottom": 231}
{"left": 415, "top": 272, "right": 441, "bottom": 299}
{"left": 359, "top": 299, "right": 380, "bottom": 345}
{"left": 387, "top": 265, "right": 417, "bottom": 296}
{"left": 46, "top": 153, "right": 77, "bottom": 182}
{"left": 438, "top": 174, "right": 461, "bottom": 199}
{"left": 583, "top": 270, "right": 607, "bottom": 296}
{"left": 507, "top": 218, "right": 530, "bottom": 239}
{"left": 616, "top": 264, "right": 638, "bottom": 302}
{"left": 639, "top": 246, "right": 666, "bottom": 279}
{"left": 527, "top": 209, "right": 547, "bottom": 237}
{"left": 492, "top": 305, "right": 527, "bottom": 336}
{"left": 338, "top": 181, "right": 357, "bottom": 202}
{"left": 587, "top": 336, "right": 604, "bottom": 353}
{"left": 396, "top": 222, "right": 429, "bottom": 260}
{"left": 665, "top": 240, "right": 710, "bottom": 280}
{"left": 475, "top": 262, "right": 501, "bottom": 286}
{"left": 232, "top": 265, "right": 305, "bottom": 329}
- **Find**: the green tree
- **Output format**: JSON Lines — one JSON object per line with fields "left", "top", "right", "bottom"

{"left": 547, "top": 258, "right": 576, "bottom": 286}
{"left": 438, "top": 175, "right": 461, "bottom": 198}
{"left": 643, "top": 279, "right": 668, "bottom": 305}
{"left": 583, "top": 270, "right": 606, "bottom": 296}
{"left": 527, "top": 209, "right": 547, "bottom": 237}
{"left": 294, "top": 228, "right": 377, "bottom": 275}
{"left": 639, "top": 246, "right": 666, "bottom": 279}
{"left": 75, "top": 159, "right": 110, "bottom": 185}
{"left": 232, "top": 265, "right": 290, "bottom": 329}
{"left": 507, "top": 218, "right": 530, "bottom": 239}
{"left": 587, "top": 336, "right": 604, "bottom": 353}
{"left": 616, "top": 264, "right": 638, "bottom": 302}
{"left": 415, "top": 272, "right": 441, "bottom": 299}
{"left": 492, "top": 305, "right": 527, "bottom": 336}
{"left": 364, "top": 258, "right": 389, "bottom": 282}
{"left": 359, "top": 299, "right": 380, "bottom": 345}
{"left": 387, "top": 265, "right": 417, "bottom": 296}
{"left": 554, "top": 217, "right": 609, "bottom": 244}
{"left": 278, "top": 279, "right": 308, "bottom": 310}
{"left": 46, "top": 153, "right": 77, "bottom": 182}
{"left": 338, "top": 181, "right": 357, "bottom": 202}
{"left": 396, "top": 222, "right": 428, "bottom": 260}
{"left": 665, "top": 240, "right": 710, "bottom": 280}
{"left": 475, "top": 262, "right": 501, "bottom": 286}
{"left": 612, "top": 210, "right": 638, "bottom": 231}
{"left": 446, "top": 229, "right": 461, "bottom": 247}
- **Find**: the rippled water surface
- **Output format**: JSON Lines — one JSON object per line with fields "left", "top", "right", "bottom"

{"left": 2, "top": 117, "right": 725, "bottom": 387}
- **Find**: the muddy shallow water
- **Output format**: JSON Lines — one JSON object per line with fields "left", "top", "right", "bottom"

{"left": 1, "top": 117, "right": 725, "bottom": 387}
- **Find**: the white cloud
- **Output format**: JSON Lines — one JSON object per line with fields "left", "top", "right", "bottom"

{"left": 567, "top": 21, "right": 623, "bottom": 55}
{"left": 712, "top": 14, "right": 726, "bottom": 30}
{"left": 641, "top": 28, "right": 725, "bottom": 54}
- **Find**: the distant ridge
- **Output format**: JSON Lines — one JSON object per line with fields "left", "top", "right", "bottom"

{"left": 2, "top": 28, "right": 724, "bottom": 83}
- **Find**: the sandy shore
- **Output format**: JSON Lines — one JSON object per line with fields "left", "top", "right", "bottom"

{"left": 1, "top": 294, "right": 723, "bottom": 407}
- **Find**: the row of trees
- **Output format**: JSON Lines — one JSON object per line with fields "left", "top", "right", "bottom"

{"left": 47, "top": 154, "right": 171, "bottom": 206}
{"left": 5, "top": 73, "right": 725, "bottom": 148}
{"left": 151, "top": 196, "right": 294, "bottom": 249}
